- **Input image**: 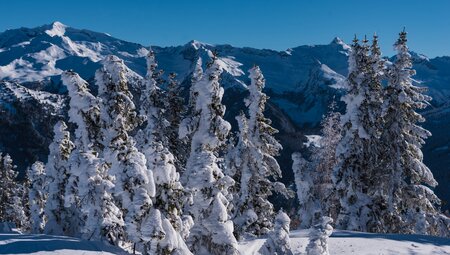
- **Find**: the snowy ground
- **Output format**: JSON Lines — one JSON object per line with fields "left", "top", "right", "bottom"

{"left": 0, "top": 233, "right": 129, "bottom": 255}
{"left": 0, "top": 230, "right": 449, "bottom": 254}
{"left": 238, "top": 230, "right": 450, "bottom": 255}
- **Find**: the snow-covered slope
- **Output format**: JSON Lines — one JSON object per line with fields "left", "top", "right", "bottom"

{"left": 1, "top": 230, "right": 449, "bottom": 255}
{"left": 0, "top": 22, "right": 147, "bottom": 83}
{"left": 0, "top": 21, "right": 449, "bottom": 209}
{"left": 0, "top": 233, "right": 129, "bottom": 255}
{"left": 238, "top": 230, "right": 450, "bottom": 255}
{"left": 0, "top": 81, "right": 64, "bottom": 176}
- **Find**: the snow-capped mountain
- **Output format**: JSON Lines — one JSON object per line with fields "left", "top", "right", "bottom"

{"left": 0, "top": 22, "right": 147, "bottom": 83}
{"left": 0, "top": 22, "right": 449, "bottom": 209}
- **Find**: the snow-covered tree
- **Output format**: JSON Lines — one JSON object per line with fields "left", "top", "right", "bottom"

{"left": 362, "top": 34, "right": 393, "bottom": 233}
{"left": 179, "top": 53, "right": 239, "bottom": 255}
{"left": 165, "top": 72, "right": 189, "bottom": 170}
{"left": 96, "top": 55, "right": 158, "bottom": 249}
{"left": 136, "top": 50, "right": 192, "bottom": 254}
{"left": 333, "top": 36, "right": 384, "bottom": 232}
{"left": 0, "top": 153, "right": 17, "bottom": 223}
{"left": 306, "top": 216, "right": 333, "bottom": 255}
{"left": 63, "top": 70, "right": 99, "bottom": 237}
{"left": 292, "top": 152, "right": 317, "bottom": 228}
{"left": 28, "top": 161, "right": 47, "bottom": 233}
{"left": 76, "top": 151, "right": 125, "bottom": 244}
{"left": 227, "top": 66, "right": 288, "bottom": 239}
{"left": 13, "top": 182, "right": 29, "bottom": 232}
{"left": 43, "top": 121, "right": 74, "bottom": 235}
{"left": 20, "top": 172, "right": 31, "bottom": 232}
{"left": 0, "top": 154, "right": 16, "bottom": 219}
{"left": 370, "top": 33, "right": 385, "bottom": 78}
{"left": 136, "top": 50, "right": 167, "bottom": 146}
{"left": 381, "top": 30, "right": 450, "bottom": 237}
{"left": 312, "top": 105, "right": 342, "bottom": 220}
{"left": 0, "top": 153, "right": 27, "bottom": 229}
{"left": 292, "top": 102, "right": 342, "bottom": 228}
{"left": 258, "top": 210, "right": 293, "bottom": 255}
{"left": 63, "top": 70, "right": 125, "bottom": 244}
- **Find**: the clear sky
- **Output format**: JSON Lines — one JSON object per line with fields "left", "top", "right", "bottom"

{"left": 1, "top": 0, "right": 450, "bottom": 57}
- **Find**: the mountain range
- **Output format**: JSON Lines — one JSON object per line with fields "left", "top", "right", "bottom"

{"left": 0, "top": 21, "right": 448, "bottom": 210}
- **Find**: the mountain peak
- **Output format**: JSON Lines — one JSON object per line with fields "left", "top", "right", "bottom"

{"left": 52, "top": 21, "right": 66, "bottom": 27}
{"left": 45, "top": 21, "right": 67, "bottom": 37}
{"left": 331, "top": 37, "right": 343, "bottom": 44}
{"left": 330, "top": 36, "right": 350, "bottom": 50}
{"left": 410, "top": 51, "right": 429, "bottom": 62}
{"left": 188, "top": 40, "right": 212, "bottom": 50}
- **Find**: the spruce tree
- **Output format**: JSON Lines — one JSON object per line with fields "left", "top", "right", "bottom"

{"left": 14, "top": 182, "right": 29, "bottom": 232}
{"left": 63, "top": 70, "right": 125, "bottom": 243}
{"left": 333, "top": 36, "right": 378, "bottom": 231}
{"left": 165, "top": 72, "right": 188, "bottom": 170}
{"left": 292, "top": 152, "right": 317, "bottom": 228}
{"left": 381, "top": 30, "right": 450, "bottom": 236}
{"left": 258, "top": 210, "right": 293, "bottom": 255}
{"left": 63, "top": 70, "right": 102, "bottom": 237}
{"left": 179, "top": 53, "right": 239, "bottom": 255}
{"left": 227, "top": 66, "right": 288, "bottom": 238}
{"left": 0, "top": 153, "right": 17, "bottom": 224}
{"left": 136, "top": 50, "right": 192, "bottom": 254}
{"left": 96, "top": 55, "right": 158, "bottom": 249}
{"left": 20, "top": 172, "right": 31, "bottom": 232}
{"left": 0, "top": 153, "right": 27, "bottom": 230}
{"left": 28, "top": 161, "right": 47, "bottom": 233}
{"left": 43, "top": 121, "right": 74, "bottom": 235}
{"left": 364, "top": 33, "right": 393, "bottom": 233}
{"left": 312, "top": 104, "right": 342, "bottom": 221}
{"left": 293, "top": 103, "right": 342, "bottom": 228}
{"left": 306, "top": 216, "right": 333, "bottom": 255}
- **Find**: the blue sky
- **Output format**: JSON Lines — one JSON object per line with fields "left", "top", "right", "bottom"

{"left": 1, "top": 0, "right": 450, "bottom": 57}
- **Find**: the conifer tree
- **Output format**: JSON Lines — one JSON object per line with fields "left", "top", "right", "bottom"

{"left": 28, "top": 161, "right": 47, "bottom": 233}
{"left": 292, "top": 103, "right": 342, "bottom": 228}
{"left": 20, "top": 172, "right": 31, "bottom": 232}
{"left": 312, "top": 104, "right": 342, "bottom": 221}
{"left": 381, "top": 30, "right": 450, "bottom": 237}
{"left": 227, "top": 66, "right": 288, "bottom": 238}
{"left": 0, "top": 153, "right": 16, "bottom": 223}
{"left": 258, "top": 210, "right": 293, "bottom": 255}
{"left": 333, "top": 36, "right": 378, "bottom": 231}
{"left": 165, "top": 72, "right": 188, "bottom": 170}
{"left": 292, "top": 152, "right": 317, "bottom": 228}
{"left": 364, "top": 33, "right": 394, "bottom": 233}
{"left": 136, "top": 50, "right": 192, "bottom": 254}
{"left": 14, "top": 182, "right": 29, "bottom": 232}
{"left": 0, "top": 153, "right": 17, "bottom": 222}
{"left": 96, "top": 55, "right": 158, "bottom": 249}
{"left": 63, "top": 70, "right": 102, "bottom": 237}
{"left": 63, "top": 70, "right": 125, "bottom": 243}
{"left": 44, "top": 121, "right": 74, "bottom": 235}
{"left": 0, "top": 153, "right": 27, "bottom": 230}
{"left": 306, "top": 216, "right": 333, "bottom": 255}
{"left": 179, "top": 53, "right": 239, "bottom": 255}
{"left": 370, "top": 34, "right": 385, "bottom": 77}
